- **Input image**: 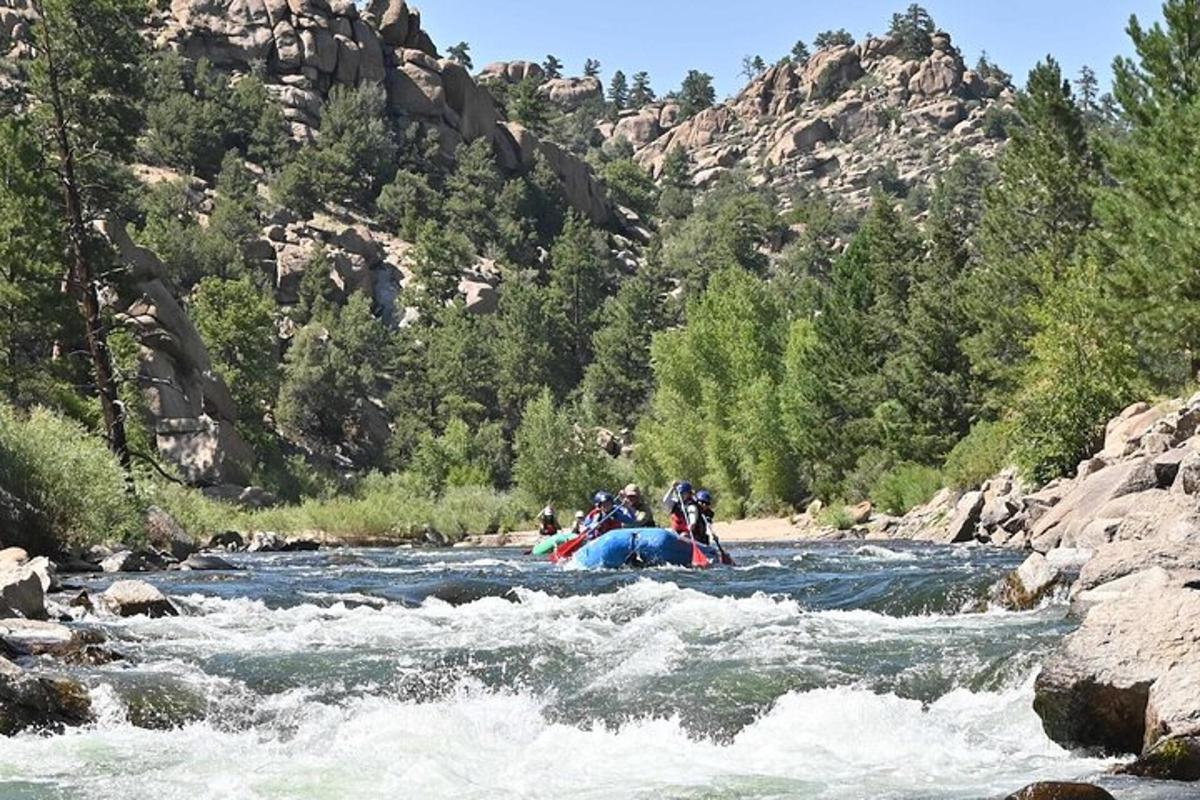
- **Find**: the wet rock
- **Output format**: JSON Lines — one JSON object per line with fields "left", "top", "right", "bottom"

{"left": 281, "top": 539, "right": 320, "bottom": 552}
{"left": 248, "top": 531, "right": 284, "bottom": 552}
{"left": 106, "top": 672, "right": 208, "bottom": 730}
{"left": 102, "top": 580, "right": 179, "bottom": 618}
{"left": 1034, "top": 583, "right": 1200, "bottom": 755}
{"left": 0, "top": 655, "right": 92, "bottom": 735}
{"left": 0, "top": 619, "right": 121, "bottom": 665}
{"left": 100, "top": 550, "right": 150, "bottom": 573}
{"left": 994, "top": 552, "right": 1062, "bottom": 610}
{"left": 1004, "top": 783, "right": 1114, "bottom": 800}
{"left": 1123, "top": 735, "right": 1200, "bottom": 781}
{"left": 0, "top": 548, "right": 27, "bottom": 571}
{"left": 181, "top": 553, "right": 238, "bottom": 571}
{"left": 208, "top": 531, "right": 245, "bottom": 551}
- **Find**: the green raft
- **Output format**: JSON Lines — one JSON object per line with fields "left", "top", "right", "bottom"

{"left": 531, "top": 531, "right": 575, "bottom": 556}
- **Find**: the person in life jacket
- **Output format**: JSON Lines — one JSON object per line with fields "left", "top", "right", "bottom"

{"left": 537, "top": 506, "right": 560, "bottom": 537}
{"left": 619, "top": 483, "right": 656, "bottom": 527}
{"left": 583, "top": 491, "right": 628, "bottom": 539}
{"left": 571, "top": 510, "right": 586, "bottom": 535}
{"left": 691, "top": 490, "right": 715, "bottom": 546}
{"left": 663, "top": 481, "right": 697, "bottom": 536}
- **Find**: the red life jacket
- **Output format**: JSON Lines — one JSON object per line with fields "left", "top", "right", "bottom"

{"left": 669, "top": 505, "right": 689, "bottom": 535}
{"left": 538, "top": 520, "right": 559, "bottom": 536}
{"left": 584, "top": 508, "right": 622, "bottom": 537}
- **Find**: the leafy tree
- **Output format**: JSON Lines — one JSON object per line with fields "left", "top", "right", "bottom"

{"left": 190, "top": 276, "right": 279, "bottom": 423}
{"left": 888, "top": 4, "right": 936, "bottom": 60}
{"left": 543, "top": 55, "right": 563, "bottom": 79}
{"left": 410, "top": 417, "right": 506, "bottom": 492}
{"left": 27, "top": 0, "right": 148, "bottom": 471}
{"left": 814, "top": 29, "right": 855, "bottom": 49}
{"left": 963, "top": 58, "right": 1099, "bottom": 409}
{"left": 583, "top": 58, "right": 601, "bottom": 78}
{"left": 608, "top": 69, "right": 629, "bottom": 109}
{"left": 677, "top": 70, "right": 716, "bottom": 119}
{"left": 508, "top": 75, "right": 550, "bottom": 134}
{"left": 790, "top": 40, "right": 811, "bottom": 65}
{"left": 630, "top": 71, "right": 655, "bottom": 107}
{"left": 514, "top": 388, "right": 612, "bottom": 511}
{"left": 446, "top": 41, "right": 473, "bottom": 70}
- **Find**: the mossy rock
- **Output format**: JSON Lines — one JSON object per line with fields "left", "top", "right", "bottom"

{"left": 1122, "top": 736, "right": 1200, "bottom": 781}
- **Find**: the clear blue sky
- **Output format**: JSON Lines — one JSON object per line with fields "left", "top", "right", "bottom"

{"left": 414, "top": 1, "right": 1164, "bottom": 99}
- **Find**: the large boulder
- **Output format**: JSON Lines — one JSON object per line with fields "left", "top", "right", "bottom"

{"left": 0, "top": 560, "right": 47, "bottom": 620}
{"left": 181, "top": 553, "right": 238, "bottom": 571}
{"left": 915, "top": 490, "right": 982, "bottom": 544}
{"left": 0, "top": 656, "right": 92, "bottom": 736}
{"left": 102, "top": 580, "right": 179, "bottom": 618}
{"left": 1033, "top": 582, "right": 1200, "bottom": 756}
{"left": 1029, "top": 458, "right": 1159, "bottom": 552}
{"left": 144, "top": 506, "right": 197, "bottom": 562}
{"left": 994, "top": 552, "right": 1062, "bottom": 610}
{"left": 1074, "top": 541, "right": 1200, "bottom": 596}
{"left": 802, "top": 45, "right": 863, "bottom": 101}
{"left": 766, "top": 118, "right": 834, "bottom": 165}
{"left": 1004, "top": 784, "right": 1115, "bottom": 800}
{"left": 538, "top": 76, "right": 602, "bottom": 111}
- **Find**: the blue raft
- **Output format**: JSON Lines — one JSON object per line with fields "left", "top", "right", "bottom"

{"left": 571, "top": 528, "right": 721, "bottom": 570}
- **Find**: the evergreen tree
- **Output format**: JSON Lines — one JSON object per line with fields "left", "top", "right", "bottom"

{"left": 975, "top": 52, "right": 1012, "bottom": 84}
{"left": 963, "top": 58, "right": 1099, "bottom": 409}
{"left": 508, "top": 75, "right": 550, "bottom": 134}
{"left": 408, "top": 221, "right": 474, "bottom": 317}
{"left": 377, "top": 168, "right": 441, "bottom": 242}
{"left": 543, "top": 55, "right": 563, "bottom": 80}
{"left": 27, "top": 0, "right": 148, "bottom": 471}
{"left": 888, "top": 4, "right": 936, "bottom": 60}
{"left": 658, "top": 146, "right": 694, "bottom": 219}
{"left": 583, "top": 58, "right": 602, "bottom": 78}
{"left": 814, "top": 29, "right": 855, "bottom": 49}
{"left": 549, "top": 212, "right": 611, "bottom": 383}
{"left": 630, "top": 71, "right": 655, "bottom": 107}
{"left": 446, "top": 41, "right": 473, "bottom": 70}
{"left": 741, "top": 55, "right": 767, "bottom": 80}
{"left": 791, "top": 41, "right": 811, "bottom": 65}
{"left": 443, "top": 138, "right": 502, "bottom": 249}
{"left": 1101, "top": 0, "right": 1200, "bottom": 382}
{"left": 191, "top": 276, "right": 279, "bottom": 424}
{"left": 677, "top": 70, "right": 716, "bottom": 119}
{"left": 583, "top": 267, "right": 663, "bottom": 428}
{"left": 492, "top": 274, "right": 563, "bottom": 428}
{"left": 422, "top": 304, "right": 498, "bottom": 427}
{"left": 608, "top": 69, "right": 629, "bottom": 109}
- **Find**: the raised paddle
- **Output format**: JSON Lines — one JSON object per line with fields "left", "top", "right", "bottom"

{"left": 550, "top": 504, "right": 621, "bottom": 563}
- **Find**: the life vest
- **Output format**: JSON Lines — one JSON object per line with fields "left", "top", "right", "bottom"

{"left": 584, "top": 508, "right": 622, "bottom": 538}
{"left": 538, "top": 520, "right": 559, "bottom": 537}
{"left": 669, "top": 504, "right": 689, "bottom": 535}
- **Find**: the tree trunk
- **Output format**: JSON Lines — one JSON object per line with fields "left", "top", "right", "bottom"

{"left": 33, "top": 1, "right": 133, "bottom": 475}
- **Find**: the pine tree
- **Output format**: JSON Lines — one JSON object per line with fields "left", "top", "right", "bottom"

{"left": 1101, "top": 0, "right": 1200, "bottom": 382}
{"left": 543, "top": 55, "right": 563, "bottom": 79}
{"left": 630, "top": 71, "right": 655, "bottom": 107}
{"left": 28, "top": 0, "right": 148, "bottom": 472}
{"left": 963, "top": 57, "right": 1099, "bottom": 409}
{"left": 790, "top": 41, "right": 811, "bottom": 65}
{"left": 607, "top": 70, "right": 629, "bottom": 109}
{"left": 191, "top": 276, "right": 279, "bottom": 424}
{"left": 677, "top": 70, "right": 716, "bottom": 119}
{"left": 508, "top": 75, "right": 549, "bottom": 134}
{"left": 741, "top": 55, "right": 767, "bottom": 80}
{"left": 583, "top": 58, "right": 602, "bottom": 78}
{"left": 549, "top": 212, "right": 611, "bottom": 384}
{"left": 583, "top": 267, "right": 663, "bottom": 428}
{"left": 446, "top": 41, "right": 473, "bottom": 70}
{"left": 813, "top": 29, "right": 855, "bottom": 49}
{"left": 492, "top": 274, "right": 563, "bottom": 428}
{"left": 888, "top": 4, "right": 936, "bottom": 60}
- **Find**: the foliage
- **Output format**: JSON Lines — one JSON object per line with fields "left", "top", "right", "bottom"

{"left": 446, "top": 41, "right": 473, "bottom": 70}
{"left": 677, "top": 70, "right": 716, "bottom": 119}
{"left": 813, "top": 29, "right": 855, "bottom": 49}
{"left": 942, "top": 420, "right": 1014, "bottom": 490}
{"left": 790, "top": 41, "right": 811, "bottom": 65}
{"left": 630, "top": 71, "right": 655, "bottom": 107}
{"left": 0, "top": 403, "right": 141, "bottom": 549}
{"left": 602, "top": 158, "right": 658, "bottom": 218}
{"left": 542, "top": 55, "right": 563, "bottom": 79}
{"left": 508, "top": 76, "right": 550, "bottom": 134}
{"left": 514, "top": 389, "right": 613, "bottom": 510}
{"left": 888, "top": 4, "right": 936, "bottom": 60}
{"left": 608, "top": 70, "right": 629, "bottom": 109}
{"left": 583, "top": 58, "right": 601, "bottom": 78}
{"left": 190, "top": 276, "right": 279, "bottom": 422}
{"left": 871, "top": 463, "right": 943, "bottom": 515}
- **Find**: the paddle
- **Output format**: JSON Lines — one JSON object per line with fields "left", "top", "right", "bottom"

{"left": 707, "top": 519, "right": 734, "bottom": 566}
{"left": 550, "top": 505, "right": 620, "bottom": 563}
{"left": 675, "top": 486, "right": 710, "bottom": 569}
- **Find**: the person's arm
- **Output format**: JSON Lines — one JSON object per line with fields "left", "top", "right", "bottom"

{"left": 686, "top": 503, "right": 701, "bottom": 538}
{"left": 662, "top": 485, "right": 677, "bottom": 511}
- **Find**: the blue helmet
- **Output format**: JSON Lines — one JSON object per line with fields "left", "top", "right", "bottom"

{"left": 696, "top": 490, "right": 713, "bottom": 504}
{"left": 677, "top": 481, "right": 694, "bottom": 495}
{"left": 594, "top": 491, "right": 614, "bottom": 506}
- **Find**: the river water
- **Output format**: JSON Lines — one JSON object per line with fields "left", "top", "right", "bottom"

{"left": 0, "top": 542, "right": 1192, "bottom": 800}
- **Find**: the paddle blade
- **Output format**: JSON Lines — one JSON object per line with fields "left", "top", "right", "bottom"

{"left": 550, "top": 534, "right": 587, "bottom": 563}
{"left": 690, "top": 538, "right": 711, "bottom": 569}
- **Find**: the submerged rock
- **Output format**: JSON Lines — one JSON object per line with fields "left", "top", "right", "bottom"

{"left": 1004, "top": 783, "right": 1115, "bottom": 800}
{"left": 102, "top": 580, "right": 179, "bottom": 618}
{"left": 994, "top": 552, "right": 1062, "bottom": 610}
{"left": 0, "top": 655, "right": 92, "bottom": 736}
{"left": 181, "top": 553, "right": 238, "bottom": 571}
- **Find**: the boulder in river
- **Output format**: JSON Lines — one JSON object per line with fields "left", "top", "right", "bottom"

{"left": 0, "top": 655, "right": 92, "bottom": 735}
{"left": 993, "top": 552, "right": 1062, "bottom": 610}
{"left": 181, "top": 553, "right": 238, "bottom": 571}
{"left": 247, "top": 531, "right": 284, "bottom": 552}
{"left": 207, "top": 531, "right": 245, "bottom": 551}
{"left": 144, "top": 506, "right": 197, "bottom": 562}
{"left": 1003, "top": 783, "right": 1115, "bottom": 800}
{"left": 102, "top": 580, "right": 179, "bottom": 618}
{"left": 0, "top": 560, "right": 47, "bottom": 619}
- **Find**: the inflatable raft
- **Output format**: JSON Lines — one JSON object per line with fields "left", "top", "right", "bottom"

{"left": 530, "top": 531, "right": 575, "bottom": 556}
{"left": 571, "top": 528, "right": 721, "bottom": 570}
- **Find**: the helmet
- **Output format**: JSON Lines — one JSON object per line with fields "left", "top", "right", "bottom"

{"left": 540, "top": 506, "right": 555, "bottom": 519}
{"left": 593, "top": 491, "right": 614, "bottom": 506}
{"left": 696, "top": 490, "right": 713, "bottom": 504}
{"left": 677, "top": 481, "right": 693, "bottom": 494}
{"left": 623, "top": 483, "right": 642, "bottom": 498}
{"left": 575, "top": 510, "right": 585, "bottom": 520}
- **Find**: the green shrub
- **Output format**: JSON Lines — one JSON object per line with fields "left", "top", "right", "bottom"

{"left": 144, "top": 482, "right": 245, "bottom": 543}
{"left": 0, "top": 404, "right": 141, "bottom": 550}
{"left": 817, "top": 502, "right": 855, "bottom": 530}
{"left": 943, "top": 420, "right": 1014, "bottom": 490}
{"left": 870, "top": 463, "right": 943, "bottom": 515}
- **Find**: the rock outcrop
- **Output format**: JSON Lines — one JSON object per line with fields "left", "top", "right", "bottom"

{"left": 625, "top": 32, "right": 1013, "bottom": 209}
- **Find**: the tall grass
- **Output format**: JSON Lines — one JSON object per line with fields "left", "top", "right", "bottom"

{"left": 870, "top": 463, "right": 944, "bottom": 516}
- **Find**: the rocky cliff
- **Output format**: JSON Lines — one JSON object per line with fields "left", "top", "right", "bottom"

{"left": 615, "top": 33, "right": 1013, "bottom": 208}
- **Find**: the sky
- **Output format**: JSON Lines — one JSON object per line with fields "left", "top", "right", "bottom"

{"left": 413, "top": 1, "right": 1165, "bottom": 100}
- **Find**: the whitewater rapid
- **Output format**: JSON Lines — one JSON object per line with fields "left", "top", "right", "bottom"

{"left": 0, "top": 543, "right": 1187, "bottom": 799}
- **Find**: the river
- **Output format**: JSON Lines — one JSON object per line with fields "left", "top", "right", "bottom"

{"left": 0, "top": 542, "right": 1192, "bottom": 799}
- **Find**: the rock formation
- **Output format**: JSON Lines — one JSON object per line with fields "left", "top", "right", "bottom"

{"left": 619, "top": 32, "right": 1013, "bottom": 209}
